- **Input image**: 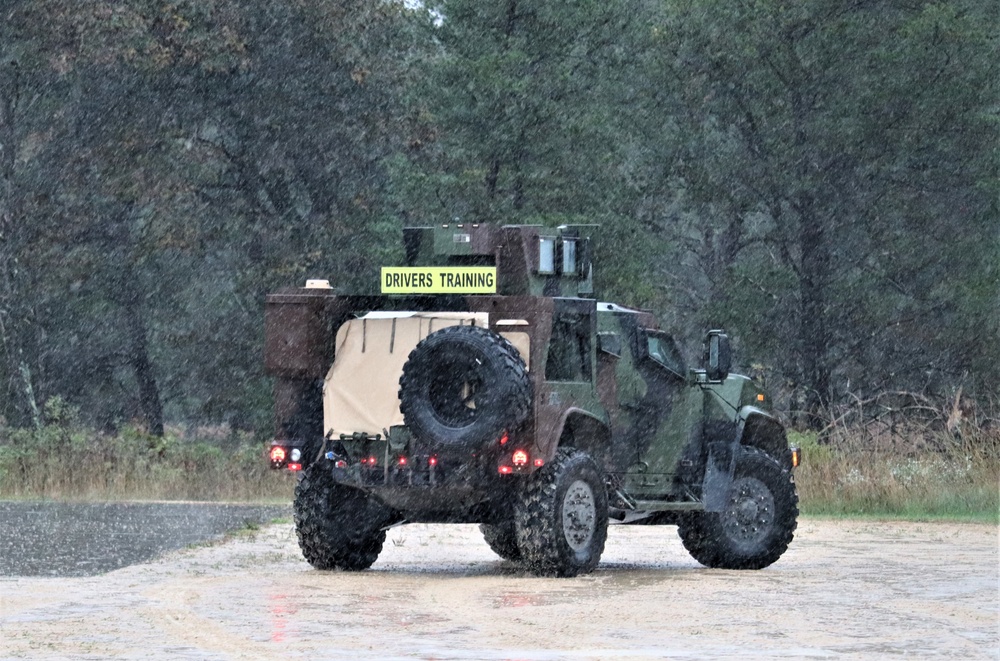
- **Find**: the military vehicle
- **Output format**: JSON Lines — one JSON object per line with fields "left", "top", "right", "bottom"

{"left": 265, "top": 224, "right": 800, "bottom": 577}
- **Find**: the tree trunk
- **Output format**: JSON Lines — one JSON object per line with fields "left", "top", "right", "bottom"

{"left": 797, "top": 197, "right": 832, "bottom": 429}
{"left": 485, "top": 157, "right": 501, "bottom": 200}
{"left": 124, "top": 296, "right": 164, "bottom": 438}
{"left": 0, "top": 58, "right": 41, "bottom": 428}
{"left": 703, "top": 211, "right": 745, "bottom": 316}
{"left": 110, "top": 207, "right": 164, "bottom": 438}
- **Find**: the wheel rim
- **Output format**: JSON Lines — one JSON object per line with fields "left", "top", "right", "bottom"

{"left": 561, "top": 479, "right": 597, "bottom": 552}
{"left": 427, "top": 353, "right": 485, "bottom": 427}
{"left": 721, "top": 476, "right": 774, "bottom": 547}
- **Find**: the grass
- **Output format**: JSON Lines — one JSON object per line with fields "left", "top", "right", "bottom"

{"left": 792, "top": 428, "right": 999, "bottom": 523}
{"left": 2, "top": 398, "right": 997, "bottom": 523}
{"left": 0, "top": 411, "right": 295, "bottom": 502}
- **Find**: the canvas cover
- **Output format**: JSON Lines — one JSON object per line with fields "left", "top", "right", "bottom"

{"left": 324, "top": 311, "right": 532, "bottom": 439}
{"left": 324, "top": 312, "right": 532, "bottom": 438}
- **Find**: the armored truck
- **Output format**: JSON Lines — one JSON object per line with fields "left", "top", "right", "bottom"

{"left": 265, "top": 224, "right": 799, "bottom": 577}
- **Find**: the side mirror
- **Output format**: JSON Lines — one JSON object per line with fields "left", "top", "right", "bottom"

{"left": 705, "top": 330, "right": 731, "bottom": 381}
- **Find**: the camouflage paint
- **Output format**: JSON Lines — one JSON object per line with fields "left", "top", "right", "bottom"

{"left": 264, "top": 224, "right": 790, "bottom": 516}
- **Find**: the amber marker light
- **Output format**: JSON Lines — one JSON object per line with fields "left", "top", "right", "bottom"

{"left": 790, "top": 447, "right": 802, "bottom": 468}
{"left": 756, "top": 393, "right": 765, "bottom": 402}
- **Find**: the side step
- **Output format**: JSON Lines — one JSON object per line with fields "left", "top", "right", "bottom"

{"left": 631, "top": 500, "right": 705, "bottom": 512}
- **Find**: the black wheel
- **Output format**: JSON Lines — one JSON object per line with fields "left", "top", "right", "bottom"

{"left": 293, "top": 465, "right": 390, "bottom": 571}
{"left": 678, "top": 446, "right": 798, "bottom": 569}
{"left": 480, "top": 519, "right": 522, "bottom": 562}
{"left": 399, "top": 325, "right": 531, "bottom": 450}
{"left": 515, "top": 448, "right": 609, "bottom": 577}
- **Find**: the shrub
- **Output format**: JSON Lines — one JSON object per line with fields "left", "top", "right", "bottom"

{"left": 791, "top": 405, "right": 1000, "bottom": 521}
{"left": 0, "top": 411, "right": 294, "bottom": 501}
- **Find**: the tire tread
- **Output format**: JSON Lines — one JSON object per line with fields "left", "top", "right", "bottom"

{"left": 293, "top": 466, "right": 387, "bottom": 571}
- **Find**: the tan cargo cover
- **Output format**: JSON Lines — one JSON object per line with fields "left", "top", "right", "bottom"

{"left": 323, "top": 312, "right": 530, "bottom": 439}
{"left": 323, "top": 312, "right": 468, "bottom": 438}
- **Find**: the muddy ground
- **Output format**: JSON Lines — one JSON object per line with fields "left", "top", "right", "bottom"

{"left": 1, "top": 518, "right": 997, "bottom": 659}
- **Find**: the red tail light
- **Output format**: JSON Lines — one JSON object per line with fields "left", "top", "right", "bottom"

{"left": 512, "top": 450, "right": 529, "bottom": 466}
{"left": 428, "top": 456, "right": 438, "bottom": 467}
{"left": 270, "top": 446, "right": 286, "bottom": 464}
{"left": 498, "top": 465, "right": 513, "bottom": 475}
{"left": 287, "top": 463, "right": 302, "bottom": 471}
{"left": 397, "top": 456, "right": 408, "bottom": 466}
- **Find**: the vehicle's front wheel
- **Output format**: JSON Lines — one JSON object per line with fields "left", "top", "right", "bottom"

{"left": 515, "top": 448, "right": 609, "bottom": 577}
{"left": 678, "top": 446, "right": 798, "bottom": 569}
{"left": 293, "top": 465, "right": 390, "bottom": 571}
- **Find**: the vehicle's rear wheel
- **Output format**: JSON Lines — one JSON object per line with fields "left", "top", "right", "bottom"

{"left": 678, "top": 446, "right": 798, "bottom": 569}
{"left": 480, "top": 519, "right": 521, "bottom": 562}
{"left": 399, "top": 325, "right": 530, "bottom": 450}
{"left": 293, "top": 465, "right": 389, "bottom": 571}
{"left": 515, "top": 448, "right": 609, "bottom": 577}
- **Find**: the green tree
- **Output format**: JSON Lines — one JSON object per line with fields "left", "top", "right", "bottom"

{"left": 0, "top": 1, "right": 75, "bottom": 428}
{"left": 641, "top": 0, "right": 998, "bottom": 423}
{"left": 1, "top": 0, "right": 423, "bottom": 433}
{"left": 392, "top": 0, "right": 672, "bottom": 307}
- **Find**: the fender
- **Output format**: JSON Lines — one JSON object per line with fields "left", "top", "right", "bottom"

{"left": 738, "top": 407, "right": 791, "bottom": 468}
{"left": 545, "top": 407, "right": 611, "bottom": 461}
{"left": 738, "top": 405, "right": 775, "bottom": 425}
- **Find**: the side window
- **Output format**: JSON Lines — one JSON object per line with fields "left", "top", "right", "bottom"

{"left": 646, "top": 334, "right": 685, "bottom": 378}
{"left": 546, "top": 315, "right": 592, "bottom": 381}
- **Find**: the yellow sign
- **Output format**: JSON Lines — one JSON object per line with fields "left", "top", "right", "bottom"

{"left": 381, "top": 267, "right": 497, "bottom": 294}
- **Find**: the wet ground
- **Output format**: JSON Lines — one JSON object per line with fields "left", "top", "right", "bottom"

{"left": 0, "top": 501, "right": 290, "bottom": 576}
{"left": 0, "top": 517, "right": 996, "bottom": 659}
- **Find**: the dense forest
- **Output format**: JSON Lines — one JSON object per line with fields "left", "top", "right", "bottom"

{"left": 0, "top": 0, "right": 996, "bottom": 437}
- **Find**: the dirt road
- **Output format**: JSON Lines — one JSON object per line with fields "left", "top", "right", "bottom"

{"left": 1, "top": 518, "right": 997, "bottom": 659}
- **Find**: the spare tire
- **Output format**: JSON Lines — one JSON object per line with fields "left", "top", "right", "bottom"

{"left": 399, "top": 325, "right": 531, "bottom": 450}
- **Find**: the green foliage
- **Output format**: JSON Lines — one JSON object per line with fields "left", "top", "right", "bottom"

{"left": 0, "top": 0, "right": 994, "bottom": 444}
{"left": 792, "top": 428, "right": 1000, "bottom": 522}
{"left": 1, "top": 0, "right": 420, "bottom": 432}
{"left": 0, "top": 416, "right": 293, "bottom": 500}
{"left": 634, "top": 0, "right": 999, "bottom": 419}
{"left": 392, "top": 0, "right": 675, "bottom": 312}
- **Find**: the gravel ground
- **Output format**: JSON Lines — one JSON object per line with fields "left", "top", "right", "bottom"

{"left": 1, "top": 518, "right": 997, "bottom": 659}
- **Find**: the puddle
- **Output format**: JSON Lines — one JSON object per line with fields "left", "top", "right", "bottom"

{"left": 0, "top": 501, "right": 290, "bottom": 577}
